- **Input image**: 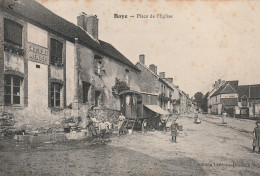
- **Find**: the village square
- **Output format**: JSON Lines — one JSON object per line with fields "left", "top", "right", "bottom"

{"left": 1, "top": 0, "right": 260, "bottom": 176}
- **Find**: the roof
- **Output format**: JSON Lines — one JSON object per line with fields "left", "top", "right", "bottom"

{"left": 238, "top": 84, "right": 260, "bottom": 99}
{"left": 210, "top": 81, "right": 238, "bottom": 97}
{"left": 0, "top": 0, "right": 140, "bottom": 71}
{"left": 136, "top": 62, "right": 174, "bottom": 91}
{"left": 250, "top": 85, "right": 260, "bottom": 99}
{"left": 238, "top": 85, "right": 249, "bottom": 99}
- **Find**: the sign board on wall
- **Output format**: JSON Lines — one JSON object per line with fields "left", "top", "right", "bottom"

{"left": 221, "top": 94, "right": 238, "bottom": 98}
{"left": 27, "top": 43, "right": 49, "bottom": 65}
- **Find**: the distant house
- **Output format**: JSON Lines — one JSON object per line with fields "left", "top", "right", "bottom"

{"left": 135, "top": 55, "right": 174, "bottom": 129}
{"left": 208, "top": 80, "right": 239, "bottom": 116}
{"left": 238, "top": 84, "right": 260, "bottom": 117}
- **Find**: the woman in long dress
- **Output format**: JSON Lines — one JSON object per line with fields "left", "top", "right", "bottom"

{"left": 253, "top": 121, "right": 260, "bottom": 153}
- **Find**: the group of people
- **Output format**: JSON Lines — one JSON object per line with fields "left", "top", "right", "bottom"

{"left": 85, "top": 114, "right": 113, "bottom": 143}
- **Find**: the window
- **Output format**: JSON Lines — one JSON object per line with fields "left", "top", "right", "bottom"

{"left": 125, "top": 69, "right": 129, "bottom": 84}
{"left": 242, "top": 99, "right": 247, "bottom": 107}
{"left": 4, "top": 19, "right": 23, "bottom": 47}
{"left": 51, "top": 83, "right": 62, "bottom": 107}
{"left": 94, "top": 55, "right": 103, "bottom": 75}
{"left": 50, "top": 39, "right": 63, "bottom": 66}
{"left": 95, "top": 91, "right": 101, "bottom": 107}
{"left": 4, "top": 75, "right": 22, "bottom": 105}
{"left": 83, "top": 82, "right": 91, "bottom": 103}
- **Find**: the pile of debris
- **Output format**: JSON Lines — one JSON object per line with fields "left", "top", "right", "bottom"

{"left": 0, "top": 112, "right": 17, "bottom": 137}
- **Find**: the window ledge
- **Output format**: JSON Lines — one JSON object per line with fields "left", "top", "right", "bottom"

{"left": 3, "top": 104, "right": 23, "bottom": 108}
{"left": 49, "top": 107, "right": 64, "bottom": 112}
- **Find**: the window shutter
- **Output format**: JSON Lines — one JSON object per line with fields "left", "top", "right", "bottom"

{"left": 100, "top": 60, "right": 105, "bottom": 76}
{"left": 100, "top": 90, "right": 105, "bottom": 105}
{"left": 94, "top": 59, "right": 98, "bottom": 74}
{"left": 90, "top": 87, "right": 95, "bottom": 103}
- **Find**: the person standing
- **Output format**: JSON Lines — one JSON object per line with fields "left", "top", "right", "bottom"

{"left": 222, "top": 110, "right": 228, "bottom": 124}
{"left": 118, "top": 112, "right": 126, "bottom": 135}
{"left": 252, "top": 121, "right": 260, "bottom": 153}
{"left": 171, "top": 120, "right": 178, "bottom": 143}
{"left": 142, "top": 119, "right": 147, "bottom": 133}
{"left": 99, "top": 120, "right": 107, "bottom": 143}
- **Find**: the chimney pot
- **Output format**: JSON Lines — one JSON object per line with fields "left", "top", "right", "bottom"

{"left": 77, "top": 13, "right": 99, "bottom": 40}
{"left": 149, "top": 64, "right": 156, "bottom": 74}
{"left": 139, "top": 54, "right": 145, "bottom": 65}
{"left": 159, "top": 72, "right": 165, "bottom": 79}
{"left": 166, "top": 78, "right": 173, "bottom": 84}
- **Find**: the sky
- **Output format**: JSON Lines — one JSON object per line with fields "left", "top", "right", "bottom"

{"left": 37, "top": 0, "right": 260, "bottom": 97}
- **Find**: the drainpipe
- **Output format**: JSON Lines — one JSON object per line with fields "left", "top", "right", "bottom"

{"left": 73, "top": 38, "right": 80, "bottom": 117}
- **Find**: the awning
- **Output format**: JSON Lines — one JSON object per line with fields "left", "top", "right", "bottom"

{"left": 144, "top": 105, "right": 170, "bottom": 115}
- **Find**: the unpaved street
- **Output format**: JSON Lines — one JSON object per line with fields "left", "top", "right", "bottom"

{"left": 1, "top": 114, "right": 260, "bottom": 176}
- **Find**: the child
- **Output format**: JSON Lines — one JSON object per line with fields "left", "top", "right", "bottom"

{"left": 142, "top": 119, "right": 147, "bottom": 133}
{"left": 171, "top": 120, "right": 179, "bottom": 143}
{"left": 252, "top": 121, "right": 260, "bottom": 153}
{"left": 99, "top": 120, "right": 107, "bottom": 143}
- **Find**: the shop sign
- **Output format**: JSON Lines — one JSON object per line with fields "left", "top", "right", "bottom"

{"left": 27, "top": 43, "right": 49, "bottom": 65}
{"left": 221, "top": 94, "right": 238, "bottom": 98}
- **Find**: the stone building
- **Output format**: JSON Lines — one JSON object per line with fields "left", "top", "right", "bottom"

{"left": 237, "top": 84, "right": 260, "bottom": 117}
{"left": 0, "top": 0, "right": 140, "bottom": 129}
{"left": 208, "top": 80, "right": 239, "bottom": 116}
{"left": 135, "top": 55, "right": 174, "bottom": 129}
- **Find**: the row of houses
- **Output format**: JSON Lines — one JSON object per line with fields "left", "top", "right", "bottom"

{"left": 207, "top": 79, "right": 260, "bottom": 118}
{"left": 0, "top": 0, "right": 193, "bottom": 129}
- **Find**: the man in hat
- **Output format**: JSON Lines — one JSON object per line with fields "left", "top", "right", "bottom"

{"left": 252, "top": 120, "right": 260, "bottom": 153}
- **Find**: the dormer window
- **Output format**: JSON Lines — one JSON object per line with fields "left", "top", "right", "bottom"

{"left": 50, "top": 39, "right": 63, "bottom": 66}
{"left": 4, "top": 19, "right": 23, "bottom": 47}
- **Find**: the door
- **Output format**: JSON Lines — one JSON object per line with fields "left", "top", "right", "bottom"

{"left": 125, "top": 95, "right": 131, "bottom": 119}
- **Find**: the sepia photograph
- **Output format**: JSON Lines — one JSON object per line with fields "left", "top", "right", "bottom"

{"left": 1, "top": 0, "right": 260, "bottom": 175}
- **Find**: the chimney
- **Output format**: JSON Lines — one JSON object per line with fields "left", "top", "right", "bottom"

{"left": 159, "top": 72, "right": 165, "bottom": 79}
{"left": 77, "top": 12, "right": 99, "bottom": 40}
{"left": 214, "top": 81, "right": 217, "bottom": 87}
{"left": 149, "top": 64, "right": 156, "bottom": 74}
{"left": 176, "top": 86, "right": 179, "bottom": 88}
{"left": 167, "top": 78, "right": 173, "bottom": 84}
{"left": 155, "top": 66, "right": 157, "bottom": 75}
{"left": 139, "top": 54, "right": 145, "bottom": 65}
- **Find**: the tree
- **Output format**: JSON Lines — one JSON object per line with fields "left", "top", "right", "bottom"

{"left": 194, "top": 92, "right": 204, "bottom": 110}
{"left": 201, "top": 92, "right": 209, "bottom": 112}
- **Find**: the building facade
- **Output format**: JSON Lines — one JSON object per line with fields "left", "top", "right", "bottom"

{"left": 0, "top": 0, "right": 140, "bottom": 129}
{"left": 135, "top": 55, "right": 174, "bottom": 112}
{"left": 208, "top": 80, "right": 239, "bottom": 116}
{"left": 237, "top": 84, "right": 260, "bottom": 117}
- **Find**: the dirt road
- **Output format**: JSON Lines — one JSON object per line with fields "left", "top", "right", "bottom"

{"left": 1, "top": 114, "right": 260, "bottom": 176}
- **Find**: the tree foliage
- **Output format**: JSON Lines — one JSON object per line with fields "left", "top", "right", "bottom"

{"left": 112, "top": 78, "right": 130, "bottom": 98}
{"left": 193, "top": 92, "right": 209, "bottom": 112}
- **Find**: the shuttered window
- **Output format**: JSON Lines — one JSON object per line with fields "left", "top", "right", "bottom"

{"left": 4, "top": 19, "right": 23, "bottom": 47}
{"left": 50, "top": 39, "right": 63, "bottom": 66}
